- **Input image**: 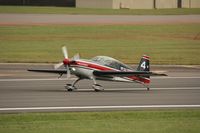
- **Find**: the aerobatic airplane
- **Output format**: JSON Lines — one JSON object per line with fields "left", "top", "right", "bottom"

{"left": 28, "top": 46, "right": 167, "bottom": 92}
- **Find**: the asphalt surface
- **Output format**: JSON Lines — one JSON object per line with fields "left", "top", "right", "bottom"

{"left": 0, "top": 14, "right": 200, "bottom": 25}
{"left": 0, "top": 14, "right": 200, "bottom": 113}
{"left": 0, "top": 64, "right": 200, "bottom": 112}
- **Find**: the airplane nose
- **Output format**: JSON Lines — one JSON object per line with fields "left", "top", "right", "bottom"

{"left": 63, "top": 58, "right": 70, "bottom": 65}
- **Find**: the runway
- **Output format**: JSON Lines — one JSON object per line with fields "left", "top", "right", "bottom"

{"left": 0, "top": 14, "right": 200, "bottom": 25}
{"left": 0, "top": 64, "right": 200, "bottom": 112}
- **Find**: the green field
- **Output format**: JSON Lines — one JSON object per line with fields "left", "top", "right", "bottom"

{"left": 0, "top": 24, "right": 200, "bottom": 64}
{"left": 0, "top": 6, "right": 200, "bottom": 15}
{"left": 0, "top": 110, "right": 200, "bottom": 133}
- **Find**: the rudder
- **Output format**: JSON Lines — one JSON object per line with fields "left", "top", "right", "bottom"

{"left": 137, "top": 55, "right": 150, "bottom": 72}
{"left": 137, "top": 55, "right": 150, "bottom": 82}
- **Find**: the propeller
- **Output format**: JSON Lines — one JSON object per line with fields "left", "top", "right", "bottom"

{"left": 54, "top": 46, "right": 81, "bottom": 79}
{"left": 54, "top": 62, "right": 63, "bottom": 70}
{"left": 62, "top": 46, "right": 68, "bottom": 59}
{"left": 65, "top": 64, "right": 70, "bottom": 79}
{"left": 54, "top": 46, "right": 72, "bottom": 79}
{"left": 62, "top": 46, "right": 71, "bottom": 79}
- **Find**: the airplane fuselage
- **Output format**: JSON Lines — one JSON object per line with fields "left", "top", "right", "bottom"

{"left": 69, "top": 58, "right": 150, "bottom": 84}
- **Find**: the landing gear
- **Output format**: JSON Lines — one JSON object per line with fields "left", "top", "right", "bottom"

{"left": 65, "top": 84, "right": 76, "bottom": 91}
{"left": 65, "top": 77, "right": 103, "bottom": 92}
{"left": 145, "top": 85, "right": 150, "bottom": 91}
{"left": 92, "top": 84, "right": 104, "bottom": 92}
{"left": 141, "top": 82, "right": 150, "bottom": 91}
{"left": 65, "top": 78, "right": 82, "bottom": 92}
{"left": 91, "top": 77, "right": 104, "bottom": 92}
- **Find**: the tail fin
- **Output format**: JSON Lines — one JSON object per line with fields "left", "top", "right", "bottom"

{"left": 137, "top": 55, "right": 150, "bottom": 82}
{"left": 137, "top": 55, "right": 150, "bottom": 72}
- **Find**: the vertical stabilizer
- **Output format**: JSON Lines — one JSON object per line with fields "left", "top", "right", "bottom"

{"left": 137, "top": 55, "right": 150, "bottom": 84}
{"left": 137, "top": 55, "right": 150, "bottom": 72}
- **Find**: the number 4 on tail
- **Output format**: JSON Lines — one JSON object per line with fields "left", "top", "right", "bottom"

{"left": 141, "top": 61, "right": 146, "bottom": 69}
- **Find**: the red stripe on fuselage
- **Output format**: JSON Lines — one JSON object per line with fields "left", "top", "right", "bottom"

{"left": 71, "top": 60, "right": 150, "bottom": 84}
{"left": 128, "top": 76, "right": 150, "bottom": 84}
{"left": 71, "top": 60, "right": 115, "bottom": 71}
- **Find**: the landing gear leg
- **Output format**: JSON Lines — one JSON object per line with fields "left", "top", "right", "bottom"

{"left": 141, "top": 83, "right": 150, "bottom": 91}
{"left": 65, "top": 78, "right": 82, "bottom": 92}
{"left": 91, "top": 77, "right": 103, "bottom": 92}
{"left": 145, "top": 85, "right": 150, "bottom": 91}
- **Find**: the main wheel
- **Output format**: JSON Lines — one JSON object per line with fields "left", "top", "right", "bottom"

{"left": 65, "top": 84, "right": 75, "bottom": 92}
{"left": 92, "top": 84, "right": 103, "bottom": 92}
{"left": 67, "top": 88, "right": 73, "bottom": 91}
{"left": 94, "top": 89, "right": 101, "bottom": 92}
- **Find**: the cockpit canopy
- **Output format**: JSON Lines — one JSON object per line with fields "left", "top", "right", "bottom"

{"left": 91, "top": 56, "right": 133, "bottom": 71}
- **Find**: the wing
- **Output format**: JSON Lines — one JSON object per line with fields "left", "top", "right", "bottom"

{"left": 27, "top": 69, "right": 67, "bottom": 74}
{"left": 93, "top": 70, "right": 167, "bottom": 77}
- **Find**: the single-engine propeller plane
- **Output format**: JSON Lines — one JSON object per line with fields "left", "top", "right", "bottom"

{"left": 28, "top": 46, "right": 167, "bottom": 92}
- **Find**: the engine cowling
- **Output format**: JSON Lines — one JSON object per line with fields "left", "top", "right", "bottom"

{"left": 63, "top": 58, "right": 70, "bottom": 65}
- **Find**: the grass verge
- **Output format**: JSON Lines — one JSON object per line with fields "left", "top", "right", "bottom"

{"left": 0, "top": 109, "right": 200, "bottom": 133}
{"left": 0, "top": 6, "right": 200, "bottom": 15}
{"left": 0, "top": 24, "right": 200, "bottom": 64}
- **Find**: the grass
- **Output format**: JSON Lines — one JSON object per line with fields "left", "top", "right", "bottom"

{"left": 0, "top": 109, "right": 200, "bottom": 133}
{"left": 0, "top": 6, "right": 200, "bottom": 15}
{"left": 0, "top": 24, "right": 200, "bottom": 64}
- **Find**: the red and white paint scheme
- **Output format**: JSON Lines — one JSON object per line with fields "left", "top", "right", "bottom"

{"left": 28, "top": 46, "right": 167, "bottom": 91}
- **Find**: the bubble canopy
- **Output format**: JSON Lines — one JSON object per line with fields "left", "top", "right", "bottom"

{"left": 91, "top": 56, "right": 133, "bottom": 71}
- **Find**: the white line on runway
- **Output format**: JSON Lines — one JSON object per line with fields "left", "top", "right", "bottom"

{"left": 0, "top": 77, "right": 200, "bottom": 82}
{"left": 152, "top": 77, "right": 200, "bottom": 79}
{"left": 79, "top": 87, "right": 200, "bottom": 91}
{"left": 0, "top": 78, "right": 75, "bottom": 81}
{"left": 152, "top": 87, "right": 200, "bottom": 90}
{"left": 0, "top": 105, "right": 200, "bottom": 111}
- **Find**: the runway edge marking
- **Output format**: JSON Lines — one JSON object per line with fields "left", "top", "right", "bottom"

{"left": 0, "top": 105, "right": 200, "bottom": 111}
